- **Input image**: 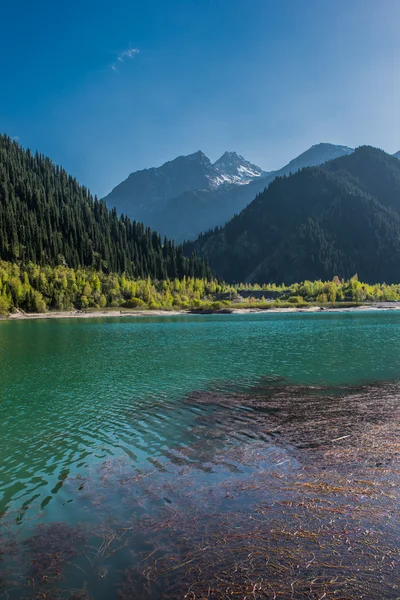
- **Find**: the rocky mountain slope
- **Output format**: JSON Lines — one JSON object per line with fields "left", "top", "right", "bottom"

{"left": 104, "top": 144, "right": 354, "bottom": 242}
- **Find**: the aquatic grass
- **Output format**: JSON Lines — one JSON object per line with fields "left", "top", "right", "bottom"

{"left": 2, "top": 380, "right": 400, "bottom": 598}
{"left": 115, "top": 381, "right": 400, "bottom": 598}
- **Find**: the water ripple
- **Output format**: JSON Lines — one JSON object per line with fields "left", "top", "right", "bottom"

{"left": 1, "top": 311, "right": 400, "bottom": 521}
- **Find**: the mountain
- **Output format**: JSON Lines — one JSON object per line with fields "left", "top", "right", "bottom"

{"left": 0, "top": 134, "right": 211, "bottom": 280}
{"left": 394, "top": 151, "right": 400, "bottom": 160}
{"left": 104, "top": 151, "right": 216, "bottom": 219}
{"left": 103, "top": 150, "right": 265, "bottom": 226}
{"left": 104, "top": 144, "right": 353, "bottom": 242}
{"left": 281, "top": 143, "right": 353, "bottom": 171}
{"left": 185, "top": 146, "right": 400, "bottom": 284}
{"left": 212, "top": 151, "right": 265, "bottom": 185}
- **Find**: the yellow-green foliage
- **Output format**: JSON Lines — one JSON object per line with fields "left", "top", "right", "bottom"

{"left": 0, "top": 261, "right": 399, "bottom": 315}
{"left": 0, "top": 261, "right": 225, "bottom": 314}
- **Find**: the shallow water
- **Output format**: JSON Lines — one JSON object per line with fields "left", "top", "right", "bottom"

{"left": 1, "top": 311, "right": 400, "bottom": 598}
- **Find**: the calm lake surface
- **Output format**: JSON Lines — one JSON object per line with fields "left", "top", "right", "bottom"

{"left": 1, "top": 311, "right": 400, "bottom": 599}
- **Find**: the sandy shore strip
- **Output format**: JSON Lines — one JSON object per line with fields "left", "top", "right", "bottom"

{"left": 1, "top": 302, "right": 400, "bottom": 321}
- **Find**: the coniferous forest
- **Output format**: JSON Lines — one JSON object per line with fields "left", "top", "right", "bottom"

{"left": 3, "top": 134, "right": 400, "bottom": 314}
{"left": 185, "top": 147, "right": 400, "bottom": 284}
{"left": 0, "top": 134, "right": 211, "bottom": 281}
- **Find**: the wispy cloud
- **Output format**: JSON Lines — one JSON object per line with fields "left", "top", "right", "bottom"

{"left": 111, "top": 47, "right": 140, "bottom": 72}
{"left": 11, "top": 135, "right": 20, "bottom": 141}
{"left": 120, "top": 48, "right": 140, "bottom": 59}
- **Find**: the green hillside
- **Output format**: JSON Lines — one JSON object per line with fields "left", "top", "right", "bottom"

{"left": 185, "top": 147, "right": 400, "bottom": 284}
{"left": 0, "top": 135, "right": 210, "bottom": 280}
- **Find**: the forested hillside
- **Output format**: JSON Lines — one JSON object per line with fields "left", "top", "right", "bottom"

{"left": 0, "top": 135, "right": 211, "bottom": 280}
{"left": 185, "top": 147, "right": 400, "bottom": 284}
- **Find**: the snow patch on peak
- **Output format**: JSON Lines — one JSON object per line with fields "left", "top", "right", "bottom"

{"left": 211, "top": 151, "right": 265, "bottom": 187}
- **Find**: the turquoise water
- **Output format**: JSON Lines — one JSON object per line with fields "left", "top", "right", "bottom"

{"left": 1, "top": 310, "right": 400, "bottom": 519}
{"left": 1, "top": 311, "right": 400, "bottom": 598}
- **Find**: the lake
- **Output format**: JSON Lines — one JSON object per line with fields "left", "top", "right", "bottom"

{"left": 1, "top": 311, "right": 400, "bottom": 599}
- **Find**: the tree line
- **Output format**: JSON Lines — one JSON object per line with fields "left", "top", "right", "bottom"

{"left": 0, "top": 261, "right": 225, "bottom": 314}
{"left": 0, "top": 262, "right": 399, "bottom": 315}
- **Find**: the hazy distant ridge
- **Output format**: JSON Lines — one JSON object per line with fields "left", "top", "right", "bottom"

{"left": 104, "top": 143, "right": 354, "bottom": 241}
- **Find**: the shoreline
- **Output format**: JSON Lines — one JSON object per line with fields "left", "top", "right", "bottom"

{"left": 2, "top": 302, "right": 400, "bottom": 321}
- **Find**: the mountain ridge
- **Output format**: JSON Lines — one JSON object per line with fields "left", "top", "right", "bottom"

{"left": 184, "top": 146, "right": 400, "bottom": 284}
{"left": 104, "top": 143, "right": 354, "bottom": 242}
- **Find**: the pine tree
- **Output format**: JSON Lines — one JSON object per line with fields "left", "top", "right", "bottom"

{"left": 0, "top": 135, "right": 212, "bottom": 280}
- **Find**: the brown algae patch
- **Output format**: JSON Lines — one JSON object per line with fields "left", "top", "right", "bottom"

{"left": 2, "top": 380, "right": 400, "bottom": 598}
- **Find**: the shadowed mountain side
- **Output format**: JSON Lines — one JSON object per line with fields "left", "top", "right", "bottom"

{"left": 149, "top": 183, "right": 266, "bottom": 242}
{"left": 104, "top": 144, "right": 353, "bottom": 242}
{"left": 185, "top": 147, "right": 400, "bottom": 284}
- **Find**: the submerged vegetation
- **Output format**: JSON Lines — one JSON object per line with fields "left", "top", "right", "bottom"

{"left": 0, "top": 261, "right": 400, "bottom": 315}
{"left": 2, "top": 378, "right": 400, "bottom": 598}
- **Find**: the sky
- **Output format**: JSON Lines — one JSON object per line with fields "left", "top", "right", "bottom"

{"left": 1, "top": 0, "right": 400, "bottom": 197}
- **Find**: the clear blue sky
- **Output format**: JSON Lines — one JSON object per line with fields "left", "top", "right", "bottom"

{"left": 1, "top": 0, "right": 399, "bottom": 197}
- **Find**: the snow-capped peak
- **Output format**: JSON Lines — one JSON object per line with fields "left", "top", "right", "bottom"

{"left": 210, "top": 151, "right": 265, "bottom": 187}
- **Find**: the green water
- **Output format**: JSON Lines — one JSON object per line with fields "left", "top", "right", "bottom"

{"left": 1, "top": 310, "right": 400, "bottom": 598}
{"left": 1, "top": 310, "right": 400, "bottom": 520}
